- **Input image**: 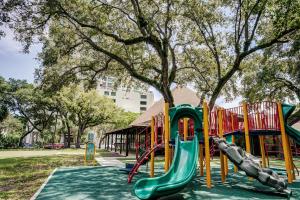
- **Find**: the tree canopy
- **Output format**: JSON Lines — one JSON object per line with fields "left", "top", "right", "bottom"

{"left": 2, "top": 0, "right": 299, "bottom": 108}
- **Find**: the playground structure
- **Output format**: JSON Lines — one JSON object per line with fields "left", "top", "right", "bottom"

{"left": 132, "top": 101, "right": 300, "bottom": 199}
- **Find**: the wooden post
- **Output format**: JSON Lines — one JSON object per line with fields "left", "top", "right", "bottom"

{"left": 164, "top": 102, "right": 170, "bottom": 172}
{"left": 150, "top": 116, "right": 155, "bottom": 177}
{"left": 120, "top": 132, "right": 123, "bottom": 154}
{"left": 277, "top": 102, "right": 293, "bottom": 183}
{"left": 203, "top": 101, "right": 211, "bottom": 188}
{"left": 111, "top": 134, "right": 113, "bottom": 151}
{"left": 115, "top": 133, "right": 118, "bottom": 152}
{"left": 184, "top": 118, "right": 188, "bottom": 141}
{"left": 218, "top": 109, "right": 226, "bottom": 183}
{"left": 126, "top": 133, "right": 129, "bottom": 156}
{"left": 243, "top": 102, "right": 251, "bottom": 153}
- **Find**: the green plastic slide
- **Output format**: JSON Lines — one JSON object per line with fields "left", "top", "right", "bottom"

{"left": 282, "top": 104, "right": 300, "bottom": 145}
{"left": 134, "top": 135, "right": 199, "bottom": 200}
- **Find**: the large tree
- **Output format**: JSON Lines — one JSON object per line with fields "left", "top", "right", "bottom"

{"left": 58, "top": 85, "right": 120, "bottom": 148}
{"left": 3, "top": 0, "right": 192, "bottom": 106}
{"left": 242, "top": 33, "right": 300, "bottom": 124}
{"left": 0, "top": 76, "right": 9, "bottom": 122}
{"left": 181, "top": 0, "right": 300, "bottom": 108}
{"left": 5, "top": 79, "right": 56, "bottom": 146}
{"left": 4, "top": 0, "right": 300, "bottom": 108}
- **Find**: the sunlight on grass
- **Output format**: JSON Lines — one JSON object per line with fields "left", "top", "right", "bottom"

{"left": 0, "top": 155, "right": 87, "bottom": 200}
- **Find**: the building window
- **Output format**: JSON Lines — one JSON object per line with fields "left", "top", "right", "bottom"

{"left": 111, "top": 91, "right": 116, "bottom": 96}
{"left": 141, "top": 94, "right": 147, "bottom": 99}
{"left": 107, "top": 82, "right": 112, "bottom": 87}
{"left": 140, "top": 101, "right": 147, "bottom": 105}
{"left": 140, "top": 107, "right": 147, "bottom": 111}
{"left": 104, "top": 91, "right": 109, "bottom": 95}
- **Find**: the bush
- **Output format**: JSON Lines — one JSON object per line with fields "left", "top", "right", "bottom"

{"left": 0, "top": 134, "right": 19, "bottom": 148}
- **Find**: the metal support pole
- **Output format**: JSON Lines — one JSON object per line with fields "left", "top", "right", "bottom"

{"left": 243, "top": 102, "right": 251, "bottom": 153}
{"left": 218, "top": 109, "right": 226, "bottom": 183}
{"left": 150, "top": 116, "right": 155, "bottom": 177}
{"left": 126, "top": 133, "right": 129, "bottom": 156}
{"left": 184, "top": 118, "right": 188, "bottom": 141}
{"left": 120, "top": 132, "right": 123, "bottom": 154}
{"left": 164, "top": 102, "right": 170, "bottom": 172}
{"left": 277, "top": 102, "right": 293, "bottom": 183}
{"left": 115, "top": 133, "right": 117, "bottom": 152}
{"left": 203, "top": 101, "right": 211, "bottom": 188}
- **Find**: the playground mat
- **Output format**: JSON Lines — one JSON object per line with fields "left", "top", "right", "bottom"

{"left": 34, "top": 165, "right": 300, "bottom": 200}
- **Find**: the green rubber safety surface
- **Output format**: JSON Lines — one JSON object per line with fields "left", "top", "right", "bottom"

{"left": 35, "top": 165, "right": 300, "bottom": 200}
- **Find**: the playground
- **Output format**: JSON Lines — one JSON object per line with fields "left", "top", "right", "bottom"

{"left": 1, "top": 1, "right": 299, "bottom": 199}
{"left": 26, "top": 101, "right": 300, "bottom": 200}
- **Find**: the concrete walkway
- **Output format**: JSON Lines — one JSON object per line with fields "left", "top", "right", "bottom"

{"left": 95, "top": 157, "right": 124, "bottom": 168}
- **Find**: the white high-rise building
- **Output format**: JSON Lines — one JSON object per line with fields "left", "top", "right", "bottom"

{"left": 97, "top": 77, "right": 154, "bottom": 113}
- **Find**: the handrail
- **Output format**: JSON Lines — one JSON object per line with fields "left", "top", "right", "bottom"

{"left": 128, "top": 144, "right": 163, "bottom": 183}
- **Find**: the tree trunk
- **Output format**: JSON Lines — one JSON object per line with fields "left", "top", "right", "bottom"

{"left": 18, "top": 129, "right": 34, "bottom": 147}
{"left": 209, "top": 60, "right": 241, "bottom": 109}
{"left": 161, "top": 86, "right": 174, "bottom": 107}
{"left": 76, "top": 126, "right": 84, "bottom": 148}
{"left": 63, "top": 132, "right": 68, "bottom": 148}
{"left": 67, "top": 126, "right": 71, "bottom": 148}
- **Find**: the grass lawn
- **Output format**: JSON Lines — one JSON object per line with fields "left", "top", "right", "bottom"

{"left": 0, "top": 155, "right": 94, "bottom": 200}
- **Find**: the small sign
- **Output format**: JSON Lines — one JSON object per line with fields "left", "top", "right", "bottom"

{"left": 88, "top": 132, "right": 95, "bottom": 142}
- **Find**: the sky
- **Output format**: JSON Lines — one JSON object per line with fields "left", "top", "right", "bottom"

{"left": 0, "top": 28, "right": 241, "bottom": 107}
{"left": 0, "top": 29, "right": 41, "bottom": 83}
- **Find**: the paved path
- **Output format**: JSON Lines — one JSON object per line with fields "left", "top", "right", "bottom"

{"left": 0, "top": 149, "right": 85, "bottom": 159}
{"left": 95, "top": 157, "right": 124, "bottom": 168}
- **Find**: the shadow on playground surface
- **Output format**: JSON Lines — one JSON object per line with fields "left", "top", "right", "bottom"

{"left": 35, "top": 166, "right": 300, "bottom": 200}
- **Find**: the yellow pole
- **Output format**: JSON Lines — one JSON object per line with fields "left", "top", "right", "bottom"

{"left": 203, "top": 101, "right": 211, "bottom": 188}
{"left": 224, "top": 152, "right": 228, "bottom": 176}
{"left": 150, "top": 116, "right": 155, "bottom": 177}
{"left": 164, "top": 102, "right": 170, "bottom": 172}
{"left": 257, "top": 112, "right": 266, "bottom": 168}
{"left": 259, "top": 136, "right": 266, "bottom": 168}
{"left": 199, "top": 144, "right": 204, "bottom": 176}
{"left": 287, "top": 137, "right": 296, "bottom": 180}
{"left": 232, "top": 135, "right": 238, "bottom": 173}
{"left": 218, "top": 109, "right": 226, "bottom": 182}
{"left": 230, "top": 113, "right": 238, "bottom": 173}
{"left": 277, "top": 102, "right": 293, "bottom": 183}
{"left": 221, "top": 109, "right": 228, "bottom": 176}
{"left": 184, "top": 118, "right": 188, "bottom": 141}
{"left": 243, "top": 102, "right": 251, "bottom": 153}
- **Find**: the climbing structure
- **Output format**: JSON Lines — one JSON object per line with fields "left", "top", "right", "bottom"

{"left": 131, "top": 101, "right": 299, "bottom": 199}
{"left": 128, "top": 113, "right": 164, "bottom": 183}
{"left": 208, "top": 101, "right": 299, "bottom": 185}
